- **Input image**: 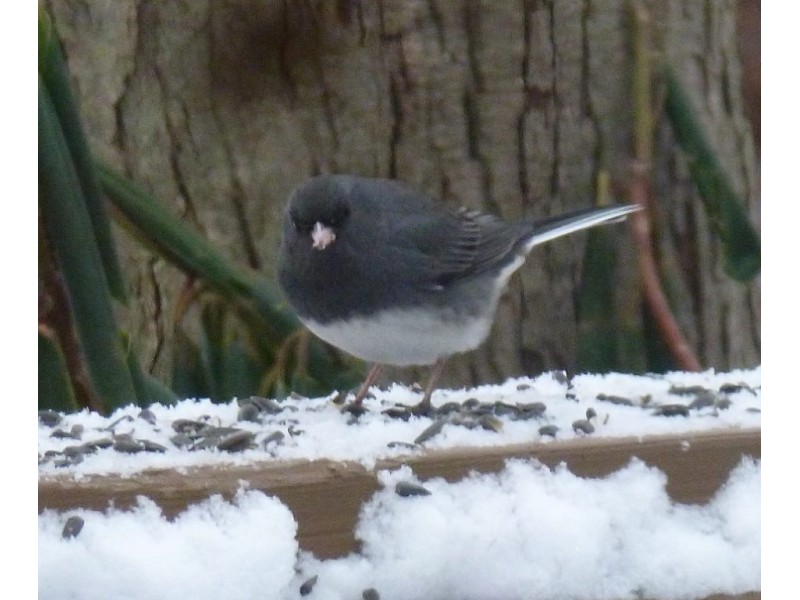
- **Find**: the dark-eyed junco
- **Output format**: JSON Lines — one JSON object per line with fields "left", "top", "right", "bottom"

{"left": 278, "top": 175, "right": 639, "bottom": 414}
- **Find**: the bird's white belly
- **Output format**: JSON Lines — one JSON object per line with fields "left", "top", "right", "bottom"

{"left": 302, "top": 308, "right": 493, "bottom": 366}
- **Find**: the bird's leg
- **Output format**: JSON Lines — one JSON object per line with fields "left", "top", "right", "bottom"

{"left": 351, "top": 363, "right": 384, "bottom": 406}
{"left": 412, "top": 356, "right": 447, "bottom": 417}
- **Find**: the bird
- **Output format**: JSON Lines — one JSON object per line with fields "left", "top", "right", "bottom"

{"left": 277, "top": 174, "right": 639, "bottom": 415}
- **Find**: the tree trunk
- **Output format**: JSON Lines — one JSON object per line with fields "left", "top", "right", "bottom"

{"left": 46, "top": 0, "right": 760, "bottom": 390}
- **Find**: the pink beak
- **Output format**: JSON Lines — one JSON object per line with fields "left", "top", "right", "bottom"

{"left": 311, "top": 222, "right": 336, "bottom": 250}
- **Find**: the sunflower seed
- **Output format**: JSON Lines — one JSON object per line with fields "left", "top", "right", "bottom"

{"left": 38, "top": 410, "right": 62, "bottom": 427}
{"left": 138, "top": 409, "right": 157, "bottom": 425}
{"left": 414, "top": 419, "right": 446, "bottom": 445}
{"left": 383, "top": 407, "right": 412, "bottom": 421}
{"left": 237, "top": 403, "right": 261, "bottom": 423}
{"left": 395, "top": 481, "right": 431, "bottom": 497}
{"left": 387, "top": 441, "right": 417, "bottom": 450}
{"left": 216, "top": 430, "right": 255, "bottom": 452}
{"left": 62, "top": 516, "right": 84, "bottom": 539}
{"left": 688, "top": 390, "right": 718, "bottom": 410}
{"left": 113, "top": 437, "right": 143, "bottom": 454}
{"left": 538, "top": 424, "right": 559, "bottom": 437}
{"left": 653, "top": 404, "right": 690, "bottom": 417}
{"left": 262, "top": 431, "right": 285, "bottom": 449}
{"left": 139, "top": 439, "right": 168, "bottom": 453}
{"left": 596, "top": 393, "right": 634, "bottom": 406}
{"left": 299, "top": 575, "right": 318, "bottom": 596}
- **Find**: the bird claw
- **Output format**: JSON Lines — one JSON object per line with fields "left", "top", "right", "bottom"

{"left": 340, "top": 402, "right": 369, "bottom": 418}
{"left": 407, "top": 399, "right": 434, "bottom": 418}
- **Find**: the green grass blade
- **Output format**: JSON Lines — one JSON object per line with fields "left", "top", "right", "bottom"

{"left": 38, "top": 329, "right": 78, "bottom": 412}
{"left": 132, "top": 368, "right": 180, "bottom": 407}
{"left": 39, "top": 8, "right": 127, "bottom": 300}
{"left": 221, "top": 339, "right": 263, "bottom": 401}
{"left": 121, "top": 333, "right": 178, "bottom": 406}
{"left": 96, "top": 162, "right": 299, "bottom": 339}
{"left": 39, "top": 78, "right": 138, "bottom": 411}
{"left": 172, "top": 328, "right": 210, "bottom": 400}
{"left": 663, "top": 66, "right": 760, "bottom": 282}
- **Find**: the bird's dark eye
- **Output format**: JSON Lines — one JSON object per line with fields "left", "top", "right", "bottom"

{"left": 292, "top": 219, "right": 311, "bottom": 234}
{"left": 328, "top": 204, "right": 350, "bottom": 228}
{"left": 290, "top": 213, "right": 314, "bottom": 234}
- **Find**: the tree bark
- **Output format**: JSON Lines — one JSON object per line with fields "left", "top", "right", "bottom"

{"left": 46, "top": 0, "right": 760, "bottom": 389}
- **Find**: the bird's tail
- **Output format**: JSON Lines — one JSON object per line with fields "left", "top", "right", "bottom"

{"left": 523, "top": 204, "right": 641, "bottom": 252}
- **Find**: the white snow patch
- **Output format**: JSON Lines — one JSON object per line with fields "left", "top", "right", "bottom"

{"left": 39, "top": 489, "right": 298, "bottom": 600}
{"left": 38, "top": 368, "right": 761, "bottom": 598}
{"left": 39, "top": 458, "right": 760, "bottom": 600}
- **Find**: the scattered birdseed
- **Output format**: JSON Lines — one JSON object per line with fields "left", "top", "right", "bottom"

{"left": 395, "top": 481, "right": 432, "bottom": 497}
{"left": 61, "top": 516, "right": 84, "bottom": 539}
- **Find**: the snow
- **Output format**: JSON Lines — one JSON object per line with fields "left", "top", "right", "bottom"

{"left": 38, "top": 369, "right": 761, "bottom": 599}
{"left": 38, "top": 459, "right": 760, "bottom": 600}
{"left": 38, "top": 368, "right": 761, "bottom": 477}
{"left": 39, "top": 491, "right": 298, "bottom": 600}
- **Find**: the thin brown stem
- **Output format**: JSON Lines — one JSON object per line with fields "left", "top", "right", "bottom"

{"left": 39, "top": 217, "right": 104, "bottom": 412}
{"left": 628, "top": 0, "right": 701, "bottom": 372}
{"left": 629, "top": 164, "right": 701, "bottom": 371}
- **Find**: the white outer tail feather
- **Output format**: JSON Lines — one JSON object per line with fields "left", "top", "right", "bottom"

{"left": 522, "top": 204, "right": 641, "bottom": 253}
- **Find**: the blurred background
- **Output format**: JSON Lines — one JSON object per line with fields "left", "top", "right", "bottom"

{"left": 39, "top": 0, "right": 760, "bottom": 413}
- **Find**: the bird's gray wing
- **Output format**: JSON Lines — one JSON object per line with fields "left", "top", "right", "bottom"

{"left": 398, "top": 207, "right": 533, "bottom": 288}
{"left": 401, "top": 204, "right": 640, "bottom": 288}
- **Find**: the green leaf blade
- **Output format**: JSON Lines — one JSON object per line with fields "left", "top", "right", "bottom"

{"left": 39, "top": 9, "right": 127, "bottom": 300}
{"left": 663, "top": 66, "right": 761, "bottom": 282}
{"left": 39, "top": 78, "right": 138, "bottom": 411}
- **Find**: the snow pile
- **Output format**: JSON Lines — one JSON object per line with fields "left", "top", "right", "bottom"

{"left": 39, "top": 491, "right": 298, "bottom": 600}
{"left": 39, "top": 457, "right": 760, "bottom": 600}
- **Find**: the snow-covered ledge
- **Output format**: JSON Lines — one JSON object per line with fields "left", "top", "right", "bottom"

{"left": 39, "top": 369, "right": 760, "bottom": 600}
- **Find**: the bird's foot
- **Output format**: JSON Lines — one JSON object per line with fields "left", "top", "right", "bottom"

{"left": 339, "top": 363, "right": 383, "bottom": 418}
{"left": 340, "top": 400, "right": 369, "bottom": 418}
{"left": 408, "top": 397, "right": 435, "bottom": 418}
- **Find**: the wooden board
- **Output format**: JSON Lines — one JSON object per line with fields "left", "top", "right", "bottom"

{"left": 40, "top": 427, "right": 760, "bottom": 563}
